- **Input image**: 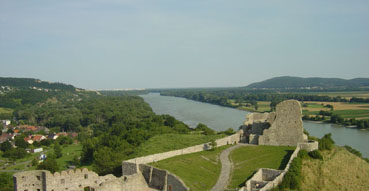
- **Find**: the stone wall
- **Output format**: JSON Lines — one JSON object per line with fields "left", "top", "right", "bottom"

{"left": 122, "top": 162, "right": 188, "bottom": 191}
{"left": 14, "top": 168, "right": 120, "bottom": 191}
{"left": 258, "top": 100, "right": 304, "bottom": 146}
{"left": 125, "top": 132, "right": 241, "bottom": 164}
{"left": 239, "top": 142, "right": 318, "bottom": 191}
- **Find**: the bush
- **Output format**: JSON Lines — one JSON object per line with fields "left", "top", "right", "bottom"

{"left": 209, "top": 139, "right": 217, "bottom": 151}
{"left": 319, "top": 133, "right": 335, "bottom": 151}
{"left": 297, "top": 149, "right": 309, "bottom": 159}
{"left": 0, "top": 172, "right": 14, "bottom": 191}
{"left": 344, "top": 145, "right": 362, "bottom": 158}
{"left": 279, "top": 157, "right": 302, "bottom": 190}
{"left": 308, "top": 150, "right": 323, "bottom": 160}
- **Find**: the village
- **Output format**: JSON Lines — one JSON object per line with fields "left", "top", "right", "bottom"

{"left": 0, "top": 119, "right": 80, "bottom": 172}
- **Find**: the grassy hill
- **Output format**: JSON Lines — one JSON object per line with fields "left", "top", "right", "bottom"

{"left": 246, "top": 76, "right": 369, "bottom": 89}
{"left": 300, "top": 146, "right": 369, "bottom": 191}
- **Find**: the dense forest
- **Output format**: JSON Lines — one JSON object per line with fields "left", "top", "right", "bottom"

{"left": 0, "top": 77, "right": 76, "bottom": 90}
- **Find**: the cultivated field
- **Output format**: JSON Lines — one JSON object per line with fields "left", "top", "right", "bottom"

{"left": 228, "top": 145, "right": 295, "bottom": 189}
{"left": 302, "top": 101, "right": 369, "bottom": 119}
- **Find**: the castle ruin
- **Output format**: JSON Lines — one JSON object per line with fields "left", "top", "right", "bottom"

{"left": 241, "top": 100, "right": 307, "bottom": 146}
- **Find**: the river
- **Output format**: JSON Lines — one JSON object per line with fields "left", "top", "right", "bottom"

{"left": 141, "top": 93, "right": 369, "bottom": 158}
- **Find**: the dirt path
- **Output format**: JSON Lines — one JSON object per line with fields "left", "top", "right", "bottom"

{"left": 211, "top": 144, "right": 249, "bottom": 191}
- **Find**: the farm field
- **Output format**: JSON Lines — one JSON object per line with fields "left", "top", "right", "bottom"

{"left": 228, "top": 145, "right": 295, "bottom": 189}
{"left": 299, "top": 91, "right": 369, "bottom": 99}
{"left": 150, "top": 145, "right": 231, "bottom": 191}
{"left": 302, "top": 101, "right": 369, "bottom": 119}
{"left": 230, "top": 98, "right": 369, "bottom": 120}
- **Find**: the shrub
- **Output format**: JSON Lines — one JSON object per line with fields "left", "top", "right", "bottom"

{"left": 319, "top": 133, "right": 335, "bottom": 151}
{"left": 297, "top": 150, "right": 309, "bottom": 159}
{"left": 344, "top": 145, "right": 362, "bottom": 158}
{"left": 308, "top": 150, "right": 323, "bottom": 160}
{"left": 279, "top": 157, "right": 302, "bottom": 190}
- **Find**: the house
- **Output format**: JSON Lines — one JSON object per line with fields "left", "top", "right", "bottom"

{"left": 24, "top": 137, "right": 33, "bottom": 144}
{"left": 24, "top": 135, "right": 46, "bottom": 144}
{"left": 57, "top": 132, "right": 68, "bottom": 137}
{"left": 17, "top": 125, "right": 49, "bottom": 133}
{"left": 48, "top": 134, "right": 58, "bottom": 140}
{"left": 24, "top": 137, "right": 34, "bottom": 144}
{"left": 2, "top": 120, "right": 11, "bottom": 126}
{"left": 31, "top": 148, "right": 43, "bottom": 153}
{"left": 0, "top": 133, "right": 12, "bottom": 143}
{"left": 32, "top": 135, "right": 46, "bottom": 142}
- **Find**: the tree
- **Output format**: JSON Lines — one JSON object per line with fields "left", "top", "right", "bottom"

{"left": 93, "top": 147, "right": 124, "bottom": 176}
{"left": 0, "top": 172, "right": 13, "bottom": 191}
{"left": 3, "top": 148, "right": 27, "bottom": 160}
{"left": 37, "top": 154, "right": 59, "bottom": 173}
{"left": 54, "top": 143, "right": 63, "bottom": 158}
{"left": 0, "top": 141, "right": 12, "bottom": 152}
{"left": 15, "top": 135, "right": 28, "bottom": 148}
{"left": 209, "top": 139, "right": 217, "bottom": 151}
{"left": 32, "top": 158, "right": 39, "bottom": 166}
{"left": 319, "top": 133, "right": 335, "bottom": 151}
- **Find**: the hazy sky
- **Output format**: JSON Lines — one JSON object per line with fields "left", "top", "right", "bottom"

{"left": 1, "top": 0, "right": 368, "bottom": 89}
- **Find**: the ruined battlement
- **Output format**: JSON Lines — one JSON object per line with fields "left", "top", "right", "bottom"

{"left": 241, "top": 100, "right": 305, "bottom": 146}
{"left": 14, "top": 168, "right": 118, "bottom": 191}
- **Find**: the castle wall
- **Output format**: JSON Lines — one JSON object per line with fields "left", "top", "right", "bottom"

{"left": 258, "top": 100, "right": 304, "bottom": 146}
{"left": 122, "top": 162, "right": 188, "bottom": 191}
{"left": 240, "top": 141, "right": 319, "bottom": 191}
{"left": 13, "top": 170, "right": 45, "bottom": 191}
{"left": 125, "top": 132, "right": 241, "bottom": 164}
{"left": 14, "top": 168, "right": 119, "bottom": 191}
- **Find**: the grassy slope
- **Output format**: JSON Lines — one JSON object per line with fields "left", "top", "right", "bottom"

{"left": 229, "top": 145, "right": 295, "bottom": 189}
{"left": 150, "top": 145, "right": 231, "bottom": 191}
{"left": 301, "top": 147, "right": 369, "bottom": 191}
{"left": 133, "top": 133, "right": 226, "bottom": 158}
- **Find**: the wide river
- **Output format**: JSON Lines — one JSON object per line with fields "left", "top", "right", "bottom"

{"left": 141, "top": 93, "right": 369, "bottom": 158}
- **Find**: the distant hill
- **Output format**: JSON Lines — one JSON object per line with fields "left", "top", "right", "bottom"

{"left": 246, "top": 76, "right": 369, "bottom": 89}
{"left": 0, "top": 77, "right": 77, "bottom": 91}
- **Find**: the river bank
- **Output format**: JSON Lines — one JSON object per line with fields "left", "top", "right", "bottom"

{"left": 161, "top": 94, "right": 369, "bottom": 131}
{"left": 142, "top": 93, "right": 369, "bottom": 158}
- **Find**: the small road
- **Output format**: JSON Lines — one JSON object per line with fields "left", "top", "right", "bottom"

{"left": 211, "top": 144, "right": 250, "bottom": 191}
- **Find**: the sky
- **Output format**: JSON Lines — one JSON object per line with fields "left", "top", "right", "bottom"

{"left": 1, "top": 0, "right": 369, "bottom": 90}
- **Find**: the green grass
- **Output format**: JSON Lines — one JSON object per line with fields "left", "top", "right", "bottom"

{"left": 229, "top": 145, "right": 295, "bottom": 189}
{"left": 331, "top": 109, "right": 369, "bottom": 118}
{"left": 305, "top": 103, "right": 325, "bottom": 109}
{"left": 150, "top": 145, "right": 231, "bottom": 191}
{"left": 297, "top": 91, "right": 369, "bottom": 98}
{"left": 238, "top": 101, "right": 271, "bottom": 112}
{"left": 302, "top": 110, "right": 319, "bottom": 115}
{"left": 0, "top": 107, "right": 13, "bottom": 114}
{"left": 56, "top": 143, "right": 83, "bottom": 170}
{"left": 133, "top": 133, "right": 226, "bottom": 158}
{"left": 0, "top": 143, "right": 84, "bottom": 172}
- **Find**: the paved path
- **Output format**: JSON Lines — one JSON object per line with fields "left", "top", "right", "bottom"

{"left": 211, "top": 144, "right": 250, "bottom": 191}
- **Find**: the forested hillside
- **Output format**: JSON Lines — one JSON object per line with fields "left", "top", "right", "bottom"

{"left": 0, "top": 77, "right": 76, "bottom": 90}
{"left": 246, "top": 76, "right": 369, "bottom": 89}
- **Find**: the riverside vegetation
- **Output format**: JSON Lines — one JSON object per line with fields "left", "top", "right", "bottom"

{"left": 0, "top": 78, "right": 233, "bottom": 190}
